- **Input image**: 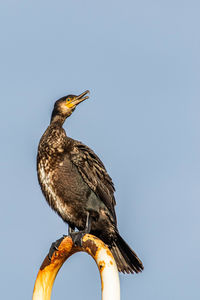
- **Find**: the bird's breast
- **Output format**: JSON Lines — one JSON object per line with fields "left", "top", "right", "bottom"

{"left": 37, "top": 156, "right": 73, "bottom": 222}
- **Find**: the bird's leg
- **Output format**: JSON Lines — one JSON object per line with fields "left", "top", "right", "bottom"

{"left": 68, "top": 225, "right": 75, "bottom": 235}
{"left": 84, "top": 211, "right": 92, "bottom": 233}
{"left": 70, "top": 212, "right": 92, "bottom": 247}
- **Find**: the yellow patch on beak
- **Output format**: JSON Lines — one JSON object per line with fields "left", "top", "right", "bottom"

{"left": 65, "top": 98, "right": 75, "bottom": 108}
{"left": 66, "top": 102, "right": 74, "bottom": 108}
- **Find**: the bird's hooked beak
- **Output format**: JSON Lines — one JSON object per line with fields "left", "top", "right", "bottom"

{"left": 66, "top": 90, "right": 90, "bottom": 108}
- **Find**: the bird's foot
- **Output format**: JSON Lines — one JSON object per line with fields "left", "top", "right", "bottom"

{"left": 69, "top": 231, "right": 86, "bottom": 247}
{"left": 48, "top": 236, "right": 66, "bottom": 260}
{"left": 69, "top": 212, "right": 92, "bottom": 247}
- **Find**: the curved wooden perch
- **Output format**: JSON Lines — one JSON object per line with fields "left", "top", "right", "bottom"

{"left": 32, "top": 234, "right": 120, "bottom": 300}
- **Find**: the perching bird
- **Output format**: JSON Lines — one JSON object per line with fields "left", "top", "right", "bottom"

{"left": 37, "top": 90, "right": 143, "bottom": 274}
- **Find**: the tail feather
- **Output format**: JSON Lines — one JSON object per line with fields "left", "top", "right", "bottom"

{"left": 110, "top": 233, "right": 143, "bottom": 274}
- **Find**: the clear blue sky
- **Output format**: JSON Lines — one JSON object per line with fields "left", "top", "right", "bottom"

{"left": 1, "top": 1, "right": 200, "bottom": 299}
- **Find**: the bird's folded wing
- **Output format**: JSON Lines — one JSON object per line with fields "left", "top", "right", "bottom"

{"left": 69, "top": 141, "right": 116, "bottom": 222}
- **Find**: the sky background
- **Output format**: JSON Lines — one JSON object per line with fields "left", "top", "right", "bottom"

{"left": 0, "top": 1, "right": 200, "bottom": 299}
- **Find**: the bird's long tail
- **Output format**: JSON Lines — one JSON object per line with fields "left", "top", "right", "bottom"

{"left": 110, "top": 232, "right": 144, "bottom": 274}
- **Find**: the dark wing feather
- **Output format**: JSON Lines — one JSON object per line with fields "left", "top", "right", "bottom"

{"left": 68, "top": 139, "right": 116, "bottom": 222}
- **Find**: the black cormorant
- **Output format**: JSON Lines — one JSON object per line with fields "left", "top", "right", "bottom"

{"left": 37, "top": 90, "right": 143, "bottom": 274}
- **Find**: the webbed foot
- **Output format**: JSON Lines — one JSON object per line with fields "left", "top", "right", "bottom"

{"left": 69, "top": 212, "right": 92, "bottom": 247}
{"left": 48, "top": 236, "right": 66, "bottom": 260}
{"left": 70, "top": 231, "right": 86, "bottom": 247}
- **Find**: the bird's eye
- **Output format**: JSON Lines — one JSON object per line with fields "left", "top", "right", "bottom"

{"left": 66, "top": 98, "right": 71, "bottom": 102}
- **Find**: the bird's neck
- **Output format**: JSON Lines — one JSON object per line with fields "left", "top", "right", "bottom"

{"left": 39, "top": 115, "right": 68, "bottom": 155}
{"left": 50, "top": 114, "right": 66, "bottom": 127}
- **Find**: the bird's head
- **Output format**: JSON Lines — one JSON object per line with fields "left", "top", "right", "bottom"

{"left": 50, "top": 90, "right": 90, "bottom": 123}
